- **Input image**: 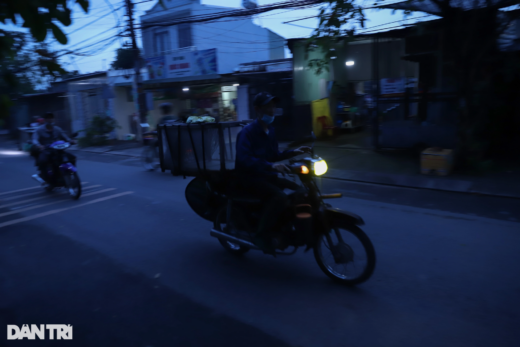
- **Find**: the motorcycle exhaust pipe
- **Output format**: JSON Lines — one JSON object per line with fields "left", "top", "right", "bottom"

{"left": 32, "top": 174, "right": 46, "bottom": 185}
{"left": 210, "top": 229, "right": 260, "bottom": 250}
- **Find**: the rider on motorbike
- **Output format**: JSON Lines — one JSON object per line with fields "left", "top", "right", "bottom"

{"left": 32, "top": 112, "right": 76, "bottom": 182}
{"left": 235, "top": 92, "right": 311, "bottom": 253}
{"left": 157, "top": 103, "right": 183, "bottom": 127}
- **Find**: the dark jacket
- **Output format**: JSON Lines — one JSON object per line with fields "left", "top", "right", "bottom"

{"left": 32, "top": 125, "right": 71, "bottom": 147}
{"left": 235, "top": 120, "right": 296, "bottom": 178}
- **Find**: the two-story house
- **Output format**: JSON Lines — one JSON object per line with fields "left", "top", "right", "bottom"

{"left": 109, "top": 0, "right": 286, "bottom": 138}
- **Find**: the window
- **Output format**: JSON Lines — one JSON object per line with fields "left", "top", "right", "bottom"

{"left": 178, "top": 24, "right": 192, "bottom": 48}
{"left": 154, "top": 31, "right": 169, "bottom": 55}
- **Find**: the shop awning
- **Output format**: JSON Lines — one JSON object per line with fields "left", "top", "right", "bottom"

{"left": 143, "top": 74, "right": 221, "bottom": 86}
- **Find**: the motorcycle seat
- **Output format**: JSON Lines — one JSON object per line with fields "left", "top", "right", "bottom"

{"left": 228, "top": 193, "right": 262, "bottom": 205}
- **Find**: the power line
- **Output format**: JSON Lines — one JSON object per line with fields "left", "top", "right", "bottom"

{"left": 65, "top": 4, "right": 124, "bottom": 37}
{"left": 195, "top": 23, "right": 283, "bottom": 39}
{"left": 218, "top": 44, "right": 287, "bottom": 54}
{"left": 281, "top": 1, "right": 410, "bottom": 24}
{"left": 64, "top": 27, "right": 121, "bottom": 50}
{"left": 356, "top": 14, "right": 435, "bottom": 33}
{"left": 139, "top": 0, "right": 323, "bottom": 30}
{"left": 103, "top": 0, "right": 124, "bottom": 46}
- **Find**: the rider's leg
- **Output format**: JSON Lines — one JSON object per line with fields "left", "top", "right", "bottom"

{"left": 243, "top": 179, "right": 288, "bottom": 252}
{"left": 276, "top": 177, "right": 307, "bottom": 203}
{"left": 67, "top": 152, "right": 77, "bottom": 167}
{"left": 37, "top": 151, "right": 49, "bottom": 180}
{"left": 275, "top": 177, "right": 301, "bottom": 191}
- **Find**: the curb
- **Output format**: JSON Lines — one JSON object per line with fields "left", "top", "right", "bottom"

{"left": 322, "top": 175, "right": 520, "bottom": 200}
{"left": 69, "top": 148, "right": 141, "bottom": 158}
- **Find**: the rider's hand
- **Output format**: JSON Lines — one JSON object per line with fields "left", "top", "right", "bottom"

{"left": 272, "top": 163, "right": 290, "bottom": 174}
{"left": 294, "top": 146, "right": 312, "bottom": 155}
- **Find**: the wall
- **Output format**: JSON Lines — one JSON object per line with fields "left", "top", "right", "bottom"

{"left": 268, "top": 30, "right": 285, "bottom": 60}
{"left": 192, "top": 5, "right": 272, "bottom": 74}
{"left": 113, "top": 87, "right": 136, "bottom": 139}
{"left": 67, "top": 76, "right": 108, "bottom": 133}
{"left": 141, "top": 9, "right": 191, "bottom": 57}
{"left": 292, "top": 41, "right": 331, "bottom": 105}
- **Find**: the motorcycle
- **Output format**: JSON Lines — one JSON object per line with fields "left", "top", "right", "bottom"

{"left": 32, "top": 137, "right": 82, "bottom": 200}
{"left": 185, "top": 134, "right": 376, "bottom": 286}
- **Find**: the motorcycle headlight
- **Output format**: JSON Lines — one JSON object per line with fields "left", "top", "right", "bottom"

{"left": 313, "top": 160, "right": 328, "bottom": 176}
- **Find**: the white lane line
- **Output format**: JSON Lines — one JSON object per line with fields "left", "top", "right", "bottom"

{"left": 0, "top": 188, "right": 117, "bottom": 218}
{"left": 0, "top": 191, "right": 133, "bottom": 229}
{"left": 0, "top": 182, "right": 89, "bottom": 196}
{"left": 0, "top": 186, "right": 45, "bottom": 196}
{"left": 1, "top": 185, "right": 100, "bottom": 202}
{"left": 0, "top": 185, "right": 102, "bottom": 208}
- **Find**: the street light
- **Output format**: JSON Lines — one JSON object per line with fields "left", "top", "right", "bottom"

{"left": 183, "top": 87, "right": 189, "bottom": 92}
{"left": 346, "top": 61, "right": 355, "bottom": 66}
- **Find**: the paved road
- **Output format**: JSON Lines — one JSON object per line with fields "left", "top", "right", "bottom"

{"left": 1, "top": 146, "right": 519, "bottom": 347}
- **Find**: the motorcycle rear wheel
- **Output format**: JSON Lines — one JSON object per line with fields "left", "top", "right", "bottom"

{"left": 314, "top": 222, "right": 376, "bottom": 286}
{"left": 215, "top": 209, "right": 250, "bottom": 256}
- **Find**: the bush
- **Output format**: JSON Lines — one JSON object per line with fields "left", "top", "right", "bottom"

{"left": 78, "top": 115, "right": 120, "bottom": 147}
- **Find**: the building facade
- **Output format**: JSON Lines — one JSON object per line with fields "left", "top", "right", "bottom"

{"left": 106, "top": 0, "right": 284, "bottom": 137}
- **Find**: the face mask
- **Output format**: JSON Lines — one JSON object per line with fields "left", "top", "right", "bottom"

{"left": 261, "top": 114, "right": 274, "bottom": 125}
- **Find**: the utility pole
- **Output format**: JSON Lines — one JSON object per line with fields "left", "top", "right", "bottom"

{"left": 125, "top": 0, "right": 147, "bottom": 141}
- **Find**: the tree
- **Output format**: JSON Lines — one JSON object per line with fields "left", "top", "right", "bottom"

{"left": 310, "top": 0, "right": 520, "bottom": 168}
{"left": 111, "top": 48, "right": 143, "bottom": 70}
{"left": 0, "top": 0, "right": 90, "bottom": 120}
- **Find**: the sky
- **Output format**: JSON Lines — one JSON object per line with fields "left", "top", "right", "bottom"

{"left": 2, "top": 0, "right": 441, "bottom": 75}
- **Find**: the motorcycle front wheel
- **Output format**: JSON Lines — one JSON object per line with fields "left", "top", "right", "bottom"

{"left": 65, "top": 172, "right": 82, "bottom": 200}
{"left": 314, "top": 222, "right": 376, "bottom": 286}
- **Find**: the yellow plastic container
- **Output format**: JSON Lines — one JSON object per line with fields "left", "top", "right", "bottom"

{"left": 421, "top": 148, "right": 454, "bottom": 176}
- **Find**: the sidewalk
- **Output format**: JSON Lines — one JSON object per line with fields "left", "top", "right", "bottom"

{"left": 65, "top": 139, "right": 520, "bottom": 199}
{"left": 68, "top": 143, "right": 144, "bottom": 158}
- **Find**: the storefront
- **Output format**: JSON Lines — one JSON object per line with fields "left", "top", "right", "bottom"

{"left": 141, "top": 76, "right": 239, "bottom": 126}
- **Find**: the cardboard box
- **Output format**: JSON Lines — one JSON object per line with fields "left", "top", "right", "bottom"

{"left": 421, "top": 148, "right": 454, "bottom": 176}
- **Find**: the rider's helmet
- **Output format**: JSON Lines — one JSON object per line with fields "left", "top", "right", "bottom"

{"left": 253, "top": 92, "right": 279, "bottom": 108}
{"left": 159, "top": 103, "right": 172, "bottom": 115}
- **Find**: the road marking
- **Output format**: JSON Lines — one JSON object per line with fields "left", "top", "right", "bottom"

{"left": 1, "top": 185, "right": 99, "bottom": 202}
{"left": 0, "top": 191, "right": 133, "bottom": 229}
{"left": 0, "top": 186, "right": 44, "bottom": 196}
{"left": 0, "top": 188, "right": 117, "bottom": 218}
{"left": 0, "top": 185, "right": 102, "bottom": 208}
{"left": 0, "top": 182, "right": 89, "bottom": 197}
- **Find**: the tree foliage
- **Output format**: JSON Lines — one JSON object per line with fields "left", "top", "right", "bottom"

{"left": 111, "top": 48, "right": 142, "bottom": 70}
{"left": 0, "top": 0, "right": 90, "bottom": 120}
